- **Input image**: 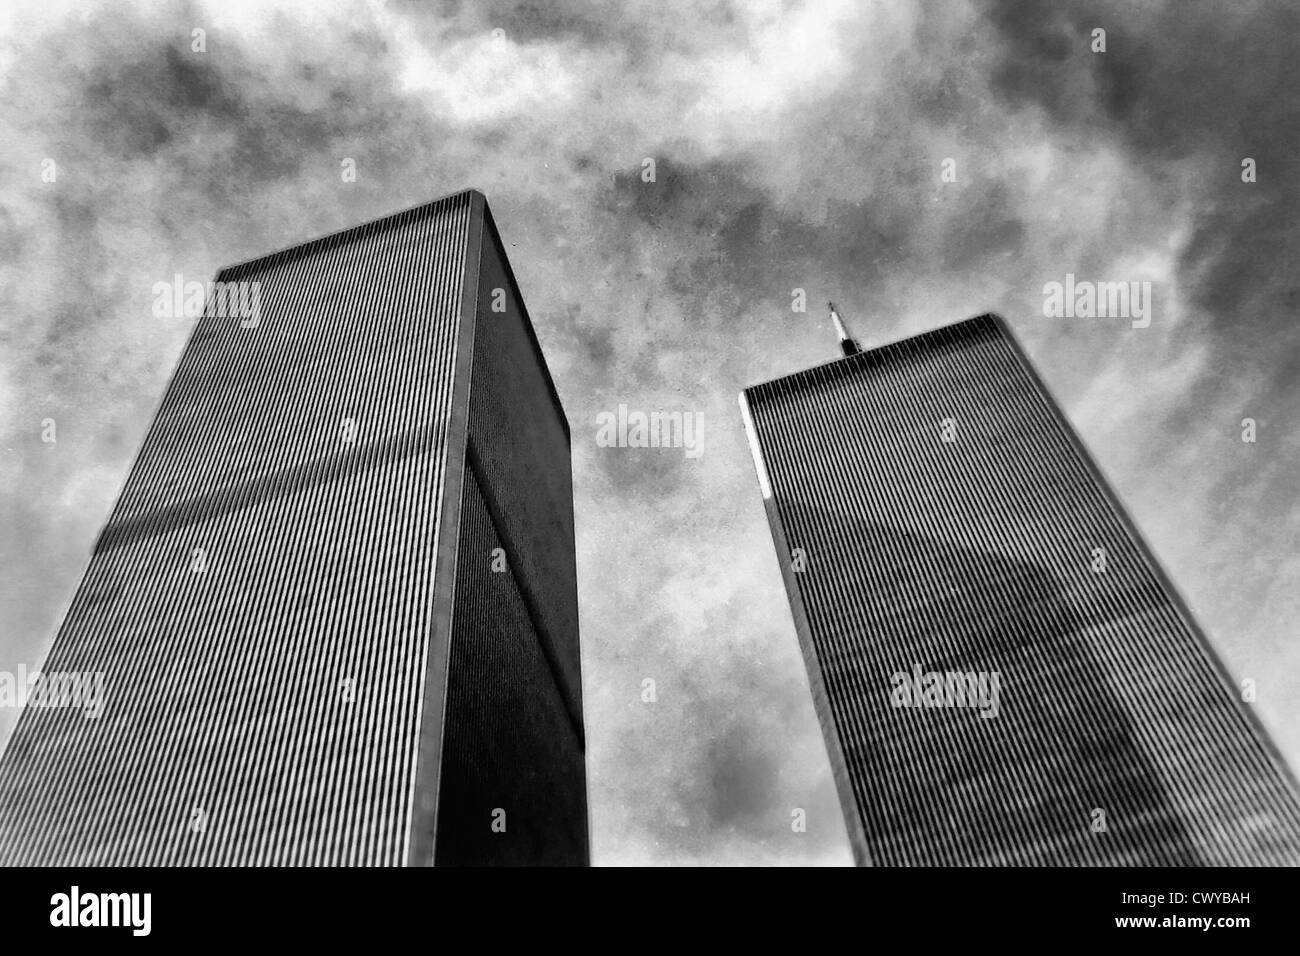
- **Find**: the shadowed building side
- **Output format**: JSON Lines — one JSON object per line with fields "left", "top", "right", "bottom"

{"left": 0, "top": 190, "right": 587, "bottom": 866}
{"left": 741, "top": 312, "right": 1300, "bottom": 866}
{"left": 781, "top": 502, "right": 1198, "bottom": 865}
{"left": 432, "top": 203, "right": 588, "bottom": 866}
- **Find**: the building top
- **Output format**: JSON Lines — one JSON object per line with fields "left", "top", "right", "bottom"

{"left": 828, "top": 302, "right": 861, "bottom": 357}
{"left": 743, "top": 312, "right": 1011, "bottom": 399}
{"left": 217, "top": 188, "right": 571, "bottom": 443}
{"left": 217, "top": 187, "right": 486, "bottom": 277}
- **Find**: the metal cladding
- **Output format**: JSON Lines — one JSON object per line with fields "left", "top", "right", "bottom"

{"left": 741, "top": 313, "right": 1300, "bottom": 866}
{"left": 433, "top": 205, "right": 588, "bottom": 867}
{"left": 0, "top": 189, "right": 587, "bottom": 866}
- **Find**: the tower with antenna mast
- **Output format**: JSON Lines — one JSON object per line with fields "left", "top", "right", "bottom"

{"left": 828, "top": 301, "right": 861, "bottom": 356}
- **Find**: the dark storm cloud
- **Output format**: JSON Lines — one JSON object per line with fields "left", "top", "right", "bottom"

{"left": 589, "top": 566, "right": 849, "bottom": 861}
{"left": 462, "top": 0, "right": 618, "bottom": 48}
{"left": 983, "top": 0, "right": 1300, "bottom": 334}
{"left": 938, "top": 180, "right": 1027, "bottom": 273}
{"left": 973, "top": 1, "right": 1300, "bottom": 773}
{"left": 400, "top": 0, "right": 750, "bottom": 64}
{"left": 83, "top": 46, "right": 234, "bottom": 158}
{"left": 591, "top": 445, "right": 694, "bottom": 498}
{"left": 603, "top": 156, "right": 825, "bottom": 362}
{"left": 981, "top": 0, "right": 1300, "bottom": 592}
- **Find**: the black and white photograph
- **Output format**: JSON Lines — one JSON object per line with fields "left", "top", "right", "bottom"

{"left": 0, "top": 0, "right": 1295, "bottom": 937}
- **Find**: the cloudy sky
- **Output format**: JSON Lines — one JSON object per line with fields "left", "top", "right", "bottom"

{"left": 1, "top": 0, "right": 1296, "bottom": 865}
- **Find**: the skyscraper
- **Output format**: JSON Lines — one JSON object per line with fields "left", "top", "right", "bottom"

{"left": 740, "top": 312, "right": 1300, "bottom": 866}
{"left": 0, "top": 189, "right": 588, "bottom": 866}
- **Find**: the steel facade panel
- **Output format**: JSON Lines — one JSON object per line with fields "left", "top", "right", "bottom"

{"left": 743, "top": 314, "right": 1300, "bottom": 865}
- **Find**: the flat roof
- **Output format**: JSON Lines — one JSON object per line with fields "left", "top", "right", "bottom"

{"left": 214, "top": 188, "right": 571, "bottom": 441}
{"left": 743, "top": 313, "right": 1010, "bottom": 399}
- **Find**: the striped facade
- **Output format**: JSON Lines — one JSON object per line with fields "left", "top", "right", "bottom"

{"left": 0, "top": 189, "right": 588, "bottom": 866}
{"left": 741, "top": 313, "right": 1300, "bottom": 866}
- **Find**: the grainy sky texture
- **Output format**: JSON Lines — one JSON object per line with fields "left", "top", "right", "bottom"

{"left": 1, "top": 0, "right": 1297, "bottom": 865}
